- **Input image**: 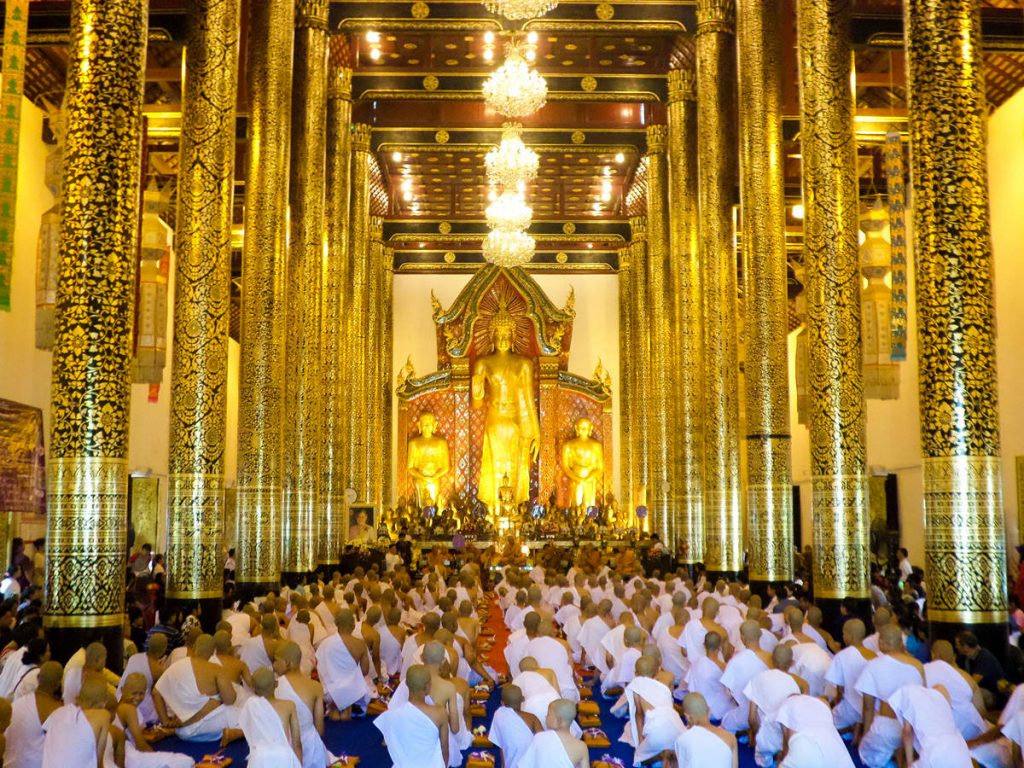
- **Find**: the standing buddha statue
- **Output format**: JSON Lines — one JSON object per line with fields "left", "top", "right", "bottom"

{"left": 560, "top": 417, "right": 604, "bottom": 510}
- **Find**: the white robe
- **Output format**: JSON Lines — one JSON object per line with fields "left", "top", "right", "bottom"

{"left": 5, "top": 693, "right": 45, "bottom": 768}
{"left": 718, "top": 648, "right": 768, "bottom": 732}
{"left": 62, "top": 665, "right": 84, "bottom": 706}
{"left": 678, "top": 619, "right": 712, "bottom": 662}
{"left": 505, "top": 630, "right": 532, "bottom": 677}
{"left": 577, "top": 616, "right": 612, "bottom": 673}
{"left": 239, "top": 636, "right": 274, "bottom": 673}
{"left": 674, "top": 724, "right": 733, "bottom": 768}
{"left": 107, "top": 713, "right": 194, "bottom": 768}
{"left": 685, "top": 656, "right": 733, "bottom": 722}
{"left": 888, "top": 684, "right": 973, "bottom": 768}
{"left": 0, "top": 646, "right": 29, "bottom": 697}
{"left": 743, "top": 669, "right": 801, "bottom": 767}
{"left": 313, "top": 603, "right": 338, "bottom": 636}
{"left": 775, "top": 693, "right": 851, "bottom": 768}
{"left": 489, "top": 706, "right": 534, "bottom": 768}
{"left": 41, "top": 704, "right": 97, "bottom": 768}
{"left": 119, "top": 652, "right": 160, "bottom": 725}
{"left": 825, "top": 645, "right": 872, "bottom": 729}
{"left": 374, "top": 701, "right": 445, "bottom": 768}
{"left": 380, "top": 626, "right": 404, "bottom": 679}
{"left": 854, "top": 655, "right": 924, "bottom": 768}
{"left": 225, "top": 611, "right": 252, "bottom": 648}
{"left": 517, "top": 729, "right": 575, "bottom": 768}
{"left": 1001, "top": 683, "right": 1024, "bottom": 726}
{"left": 524, "top": 636, "right": 578, "bottom": 701}
{"left": 791, "top": 642, "right": 833, "bottom": 697}
{"left": 285, "top": 621, "right": 317, "bottom": 676}
{"left": 624, "top": 676, "right": 685, "bottom": 765}
{"left": 12, "top": 667, "right": 40, "bottom": 700}
{"left": 604, "top": 647, "right": 642, "bottom": 696}
{"left": 238, "top": 696, "right": 302, "bottom": 768}
{"left": 153, "top": 659, "right": 239, "bottom": 742}
{"left": 1002, "top": 710, "right": 1024, "bottom": 748}
{"left": 654, "top": 625, "right": 688, "bottom": 685}
{"left": 275, "top": 675, "right": 334, "bottom": 768}
{"left": 315, "top": 635, "right": 372, "bottom": 712}
{"left": 925, "top": 660, "right": 1012, "bottom": 768}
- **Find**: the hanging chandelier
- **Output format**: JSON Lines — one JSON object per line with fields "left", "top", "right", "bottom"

{"left": 483, "top": 47, "right": 548, "bottom": 118}
{"left": 483, "top": 227, "right": 535, "bottom": 268}
{"left": 485, "top": 123, "right": 539, "bottom": 189}
{"left": 486, "top": 191, "right": 533, "bottom": 231}
{"left": 482, "top": 0, "right": 558, "bottom": 20}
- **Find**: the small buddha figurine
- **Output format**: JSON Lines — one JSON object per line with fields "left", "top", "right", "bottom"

{"left": 407, "top": 412, "right": 451, "bottom": 509}
{"left": 560, "top": 417, "right": 604, "bottom": 510}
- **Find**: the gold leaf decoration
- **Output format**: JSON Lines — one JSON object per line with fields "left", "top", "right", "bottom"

{"left": 596, "top": 3, "right": 615, "bottom": 20}
{"left": 562, "top": 222, "right": 576, "bottom": 235}
{"left": 423, "top": 74, "right": 439, "bottom": 91}
{"left": 571, "top": 130, "right": 586, "bottom": 145}
{"left": 411, "top": 1, "right": 430, "bottom": 19}
{"left": 581, "top": 76, "right": 597, "bottom": 92}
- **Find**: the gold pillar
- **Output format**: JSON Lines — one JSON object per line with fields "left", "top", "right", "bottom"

{"left": 235, "top": 0, "right": 294, "bottom": 586}
{"left": 282, "top": 0, "right": 329, "bottom": 576}
{"left": 367, "top": 220, "right": 385, "bottom": 508}
{"left": 45, "top": 0, "right": 147, "bottom": 660}
{"left": 319, "top": 62, "right": 352, "bottom": 567}
{"left": 667, "top": 67, "right": 703, "bottom": 563}
{"left": 617, "top": 245, "right": 635, "bottom": 513}
{"left": 628, "top": 217, "right": 650, "bottom": 514}
{"left": 382, "top": 250, "right": 395, "bottom": 507}
{"left": 796, "top": 0, "right": 869, "bottom": 602}
{"left": 737, "top": 0, "right": 793, "bottom": 585}
{"left": 904, "top": 0, "right": 1007, "bottom": 635}
{"left": 166, "top": 0, "right": 241, "bottom": 602}
{"left": 645, "top": 125, "right": 674, "bottom": 544}
{"left": 696, "top": 0, "right": 742, "bottom": 575}
{"left": 345, "top": 125, "right": 373, "bottom": 505}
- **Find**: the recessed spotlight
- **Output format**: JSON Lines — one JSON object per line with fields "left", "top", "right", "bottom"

{"left": 392, "top": 151, "right": 402, "bottom": 162}
{"left": 527, "top": 31, "right": 538, "bottom": 44}
{"left": 369, "top": 48, "right": 381, "bottom": 61}
{"left": 483, "top": 49, "right": 494, "bottom": 61}
{"left": 615, "top": 152, "right": 625, "bottom": 164}
{"left": 603, "top": 166, "right": 611, "bottom": 177}
{"left": 484, "top": 31, "right": 495, "bottom": 44}
{"left": 403, "top": 191, "right": 412, "bottom": 201}
{"left": 525, "top": 49, "right": 536, "bottom": 62}
{"left": 792, "top": 203, "right": 805, "bottom": 220}
{"left": 488, "top": 190, "right": 498, "bottom": 202}
{"left": 587, "top": 243, "right": 593, "bottom": 249}
{"left": 366, "top": 30, "right": 380, "bottom": 44}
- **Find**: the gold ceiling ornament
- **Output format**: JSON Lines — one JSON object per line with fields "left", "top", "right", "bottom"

{"left": 562, "top": 222, "right": 576, "bottom": 234}
{"left": 484, "top": 122, "right": 540, "bottom": 189}
{"left": 438, "top": 221, "right": 452, "bottom": 234}
{"left": 443, "top": 250, "right": 456, "bottom": 263}
{"left": 483, "top": 45, "right": 548, "bottom": 118}
{"left": 596, "top": 3, "right": 615, "bottom": 20}
{"left": 482, "top": 0, "right": 558, "bottom": 22}
{"left": 571, "top": 130, "right": 586, "bottom": 144}
{"left": 581, "top": 76, "right": 598, "bottom": 92}
{"left": 483, "top": 227, "right": 535, "bottom": 267}
{"left": 423, "top": 74, "right": 439, "bottom": 91}
{"left": 435, "top": 128, "right": 450, "bottom": 144}
{"left": 411, "top": 1, "right": 431, "bottom": 19}
{"left": 556, "top": 251, "right": 568, "bottom": 263}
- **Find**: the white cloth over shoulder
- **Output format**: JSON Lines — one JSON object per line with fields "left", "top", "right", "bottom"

{"left": 380, "top": 627, "right": 404, "bottom": 678}
{"left": 119, "top": 652, "right": 159, "bottom": 724}
{"left": 489, "top": 706, "right": 534, "bottom": 768}
{"left": 719, "top": 649, "right": 768, "bottom": 732}
{"left": 674, "top": 724, "right": 733, "bottom": 768}
{"left": 775, "top": 694, "right": 852, "bottom": 768}
{"left": 624, "top": 676, "right": 685, "bottom": 765}
{"left": 5, "top": 693, "right": 44, "bottom": 768}
{"left": 577, "top": 617, "right": 612, "bottom": 673}
{"left": 743, "top": 668, "right": 801, "bottom": 767}
{"left": 239, "top": 636, "right": 274, "bottom": 673}
{"left": 517, "top": 729, "right": 575, "bottom": 768}
{"left": 42, "top": 704, "right": 97, "bottom": 768}
{"left": 524, "top": 637, "right": 578, "bottom": 701}
{"left": 285, "top": 621, "right": 317, "bottom": 676}
{"left": 825, "top": 645, "right": 873, "bottom": 729}
{"left": 791, "top": 642, "right": 832, "bottom": 697}
{"left": 888, "top": 684, "right": 973, "bottom": 768}
{"left": 154, "top": 659, "right": 239, "bottom": 742}
{"left": 604, "top": 647, "right": 641, "bottom": 695}
{"left": 275, "top": 675, "right": 335, "bottom": 768}
{"left": 374, "top": 701, "right": 445, "bottom": 768}
{"left": 684, "top": 656, "right": 733, "bottom": 722}
{"left": 239, "top": 696, "right": 301, "bottom": 768}
{"left": 0, "top": 646, "right": 29, "bottom": 697}
{"left": 316, "top": 635, "right": 371, "bottom": 712}
{"left": 854, "top": 655, "right": 925, "bottom": 768}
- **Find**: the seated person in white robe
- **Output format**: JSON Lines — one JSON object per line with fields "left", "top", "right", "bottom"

{"left": 115, "top": 673, "right": 195, "bottom": 768}
{"left": 888, "top": 684, "right": 973, "bottom": 768}
{"left": 789, "top": 640, "right": 833, "bottom": 697}
{"left": 285, "top": 611, "right": 317, "bottom": 677}
{"left": 224, "top": 605, "right": 257, "bottom": 649}
{"left": 720, "top": 620, "right": 771, "bottom": 732}
{"left": 743, "top": 644, "right": 806, "bottom": 768}
{"left": 117, "top": 634, "right": 169, "bottom": 726}
{"left": 153, "top": 634, "right": 240, "bottom": 742}
{"left": 684, "top": 630, "right": 734, "bottom": 722}
{"left": 239, "top": 615, "right": 280, "bottom": 674}
{"left": 524, "top": 622, "right": 579, "bottom": 701}
{"left": 603, "top": 625, "right": 645, "bottom": 696}
{"left": 854, "top": 625, "right": 925, "bottom": 768}
{"left": 315, "top": 609, "right": 372, "bottom": 719}
{"left": 239, "top": 668, "right": 302, "bottom": 768}
{"left": 379, "top": 607, "right": 406, "bottom": 679}
{"left": 43, "top": 678, "right": 111, "bottom": 768}
{"left": 624, "top": 656, "right": 686, "bottom": 766}
{"left": 517, "top": 699, "right": 589, "bottom": 768}
{"left": 506, "top": 612, "right": 541, "bottom": 680}
{"left": 775, "top": 694, "right": 853, "bottom": 768}
{"left": 489, "top": 684, "right": 542, "bottom": 768}
{"left": 824, "top": 618, "right": 875, "bottom": 731}
{"left": 273, "top": 641, "right": 335, "bottom": 768}
{"left": 63, "top": 642, "right": 114, "bottom": 707}
{"left": 6, "top": 660, "right": 64, "bottom": 768}
{"left": 678, "top": 597, "right": 730, "bottom": 663}
{"left": 374, "top": 664, "right": 447, "bottom": 768}
{"left": 512, "top": 657, "right": 582, "bottom": 738}
{"left": 577, "top": 603, "right": 614, "bottom": 676}
{"left": 674, "top": 692, "right": 738, "bottom": 768}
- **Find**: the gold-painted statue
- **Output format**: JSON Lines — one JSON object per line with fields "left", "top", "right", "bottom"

{"left": 407, "top": 411, "right": 450, "bottom": 508}
{"left": 560, "top": 417, "right": 604, "bottom": 509}
{"left": 472, "top": 305, "right": 540, "bottom": 511}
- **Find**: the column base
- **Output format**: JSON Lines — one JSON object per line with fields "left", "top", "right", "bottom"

{"left": 165, "top": 596, "right": 224, "bottom": 634}
{"left": 234, "top": 580, "right": 281, "bottom": 606}
{"left": 749, "top": 579, "right": 789, "bottom": 603}
{"left": 48, "top": 625, "right": 125, "bottom": 673}
{"left": 705, "top": 570, "right": 740, "bottom": 584}
{"left": 930, "top": 618, "right": 1009, "bottom": 667}
{"left": 816, "top": 596, "right": 872, "bottom": 640}
{"left": 280, "top": 571, "right": 314, "bottom": 589}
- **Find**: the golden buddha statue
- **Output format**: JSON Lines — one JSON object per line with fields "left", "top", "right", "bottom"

{"left": 560, "top": 417, "right": 604, "bottom": 509}
{"left": 406, "top": 411, "right": 451, "bottom": 508}
{"left": 472, "top": 306, "right": 540, "bottom": 511}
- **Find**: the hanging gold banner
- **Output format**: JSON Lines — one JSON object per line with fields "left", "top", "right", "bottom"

{"left": 884, "top": 130, "right": 908, "bottom": 361}
{"left": 0, "top": 0, "right": 28, "bottom": 311}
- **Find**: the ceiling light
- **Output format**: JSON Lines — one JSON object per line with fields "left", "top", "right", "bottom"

{"left": 392, "top": 151, "right": 402, "bottom": 162}
{"left": 484, "top": 31, "right": 495, "bottom": 44}
{"left": 484, "top": 122, "right": 539, "bottom": 189}
{"left": 792, "top": 203, "right": 805, "bottom": 220}
{"left": 483, "top": 48, "right": 494, "bottom": 61}
{"left": 525, "top": 48, "right": 536, "bottom": 62}
{"left": 615, "top": 152, "right": 625, "bottom": 164}
{"left": 482, "top": 228, "right": 535, "bottom": 267}
{"left": 482, "top": 0, "right": 558, "bottom": 22}
{"left": 486, "top": 191, "right": 533, "bottom": 231}
{"left": 369, "top": 48, "right": 381, "bottom": 61}
{"left": 483, "top": 47, "right": 548, "bottom": 118}
{"left": 527, "top": 31, "right": 538, "bottom": 44}
{"left": 366, "top": 30, "right": 380, "bottom": 44}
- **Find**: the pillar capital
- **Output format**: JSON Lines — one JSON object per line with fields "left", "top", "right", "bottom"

{"left": 645, "top": 124, "right": 668, "bottom": 153}
{"left": 352, "top": 123, "right": 373, "bottom": 152}
{"left": 667, "top": 68, "right": 697, "bottom": 104}
{"left": 329, "top": 65, "right": 353, "bottom": 100}
{"left": 296, "top": 0, "right": 329, "bottom": 29}
{"left": 696, "top": 0, "right": 736, "bottom": 35}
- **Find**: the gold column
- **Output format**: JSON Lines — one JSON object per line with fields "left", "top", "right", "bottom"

{"left": 796, "top": 0, "right": 869, "bottom": 603}
{"left": 45, "top": 0, "right": 147, "bottom": 661}
{"left": 696, "top": 0, "right": 742, "bottom": 575}
{"left": 666, "top": 67, "right": 703, "bottom": 563}
{"left": 166, "top": 0, "right": 241, "bottom": 604}
{"left": 345, "top": 125, "right": 373, "bottom": 505}
{"left": 617, "top": 246, "right": 635, "bottom": 512}
{"left": 628, "top": 217, "right": 650, "bottom": 514}
{"left": 235, "top": 0, "right": 294, "bottom": 587}
{"left": 645, "top": 125, "right": 674, "bottom": 544}
{"left": 319, "top": 62, "right": 352, "bottom": 568}
{"left": 904, "top": 0, "right": 1007, "bottom": 636}
{"left": 382, "top": 251, "right": 395, "bottom": 507}
{"left": 737, "top": 0, "right": 793, "bottom": 586}
{"left": 282, "top": 0, "right": 329, "bottom": 577}
{"left": 367, "top": 220, "right": 384, "bottom": 508}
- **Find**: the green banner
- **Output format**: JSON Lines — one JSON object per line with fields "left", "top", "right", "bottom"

{"left": 0, "top": 0, "right": 28, "bottom": 311}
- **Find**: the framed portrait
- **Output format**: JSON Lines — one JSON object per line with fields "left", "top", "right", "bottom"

{"left": 347, "top": 505, "right": 377, "bottom": 544}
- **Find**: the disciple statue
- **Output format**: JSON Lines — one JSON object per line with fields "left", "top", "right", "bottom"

{"left": 560, "top": 417, "right": 604, "bottom": 509}
{"left": 406, "top": 411, "right": 451, "bottom": 508}
{"left": 472, "top": 306, "right": 540, "bottom": 511}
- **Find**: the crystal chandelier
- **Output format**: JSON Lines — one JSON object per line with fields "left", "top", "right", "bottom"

{"left": 483, "top": 47, "right": 548, "bottom": 118}
{"left": 486, "top": 192, "right": 533, "bottom": 232}
{"left": 482, "top": 0, "right": 558, "bottom": 20}
{"left": 483, "top": 227, "right": 535, "bottom": 268}
{"left": 485, "top": 123, "right": 539, "bottom": 189}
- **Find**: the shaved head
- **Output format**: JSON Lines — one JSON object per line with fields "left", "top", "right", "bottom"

{"left": 502, "top": 684, "right": 524, "bottom": 709}
{"left": 84, "top": 642, "right": 107, "bottom": 670}
{"left": 276, "top": 640, "right": 303, "bottom": 669}
{"left": 79, "top": 677, "right": 108, "bottom": 708}
{"left": 624, "top": 626, "right": 643, "bottom": 647}
{"left": 336, "top": 609, "right": 356, "bottom": 632}
{"left": 37, "top": 661, "right": 63, "bottom": 695}
{"left": 682, "top": 692, "right": 709, "bottom": 720}
{"left": 635, "top": 656, "right": 657, "bottom": 678}
{"left": 740, "top": 620, "right": 761, "bottom": 644}
{"left": 843, "top": 618, "right": 867, "bottom": 645}
{"left": 879, "top": 624, "right": 904, "bottom": 653}
{"left": 873, "top": 607, "right": 892, "bottom": 629}
{"left": 546, "top": 698, "right": 577, "bottom": 729}
{"left": 772, "top": 643, "right": 793, "bottom": 670}
{"left": 931, "top": 639, "right": 955, "bottom": 664}
{"left": 252, "top": 667, "right": 276, "bottom": 696}
{"left": 147, "top": 633, "right": 168, "bottom": 657}
{"left": 194, "top": 634, "right": 215, "bottom": 659}
{"left": 261, "top": 615, "right": 279, "bottom": 634}
{"left": 407, "top": 664, "right": 431, "bottom": 694}
{"left": 213, "top": 630, "right": 232, "bottom": 654}
{"left": 519, "top": 656, "right": 538, "bottom": 673}
{"left": 121, "top": 672, "right": 147, "bottom": 697}
{"left": 423, "top": 641, "right": 447, "bottom": 665}
{"left": 422, "top": 613, "right": 441, "bottom": 633}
